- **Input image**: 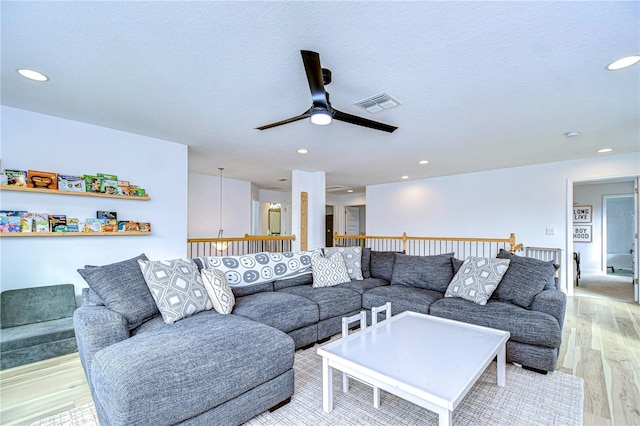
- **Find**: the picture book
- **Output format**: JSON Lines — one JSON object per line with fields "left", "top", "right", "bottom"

{"left": 118, "top": 221, "right": 140, "bottom": 232}
{"left": 58, "top": 175, "right": 86, "bottom": 192}
{"left": 27, "top": 170, "right": 58, "bottom": 190}
{"left": 139, "top": 222, "right": 151, "bottom": 232}
{"left": 85, "top": 218, "right": 105, "bottom": 232}
{"left": 33, "top": 213, "right": 49, "bottom": 232}
{"left": 101, "top": 179, "right": 119, "bottom": 195}
{"left": 20, "top": 212, "right": 39, "bottom": 232}
{"left": 84, "top": 175, "right": 102, "bottom": 193}
{"left": 97, "top": 173, "right": 118, "bottom": 180}
{"left": 117, "top": 180, "right": 130, "bottom": 196}
{"left": 97, "top": 211, "right": 118, "bottom": 232}
{"left": 48, "top": 215, "right": 67, "bottom": 232}
{"left": 130, "top": 186, "right": 146, "bottom": 197}
{"left": 0, "top": 216, "right": 21, "bottom": 232}
{"left": 67, "top": 218, "right": 79, "bottom": 232}
{"left": 3, "top": 169, "right": 27, "bottom": 186}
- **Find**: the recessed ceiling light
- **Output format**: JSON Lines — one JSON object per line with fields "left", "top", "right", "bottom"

{"left": 597, "top": 148, "right": 613, "bottom": 153}
{"left": 401, "top": 175, "right": 409, "bottom": 180}
{"left": 606, "top": 55, "right": 640, "bottom": 70}
{"left": 16, "top": 68, "right": 49, "bottom": 82}
{"left": 297, "top": 149, "right": 309, "bottom": 154}
{"left": 347, "top": 189, "right": 354, "bottom": 193}
{"left": 418, "top": 160, "right": 429, "bottom": 165}
{"left": 564, "top": 131, "right": 581, "bottom": 138}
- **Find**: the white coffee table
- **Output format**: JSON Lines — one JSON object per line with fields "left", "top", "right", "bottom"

{"left": 317, "top": 311, "right": 510, "bottom": 426}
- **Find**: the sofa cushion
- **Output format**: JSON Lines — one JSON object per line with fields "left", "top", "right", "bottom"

{"left": 323, "top": 247, "right": 364, "bottom": 280}
{"left": 233, "top": 292, "right": 319, "bottom": 333}
{"left": 362, "top": 286, "right": 443, "bottom": 315}
{"left": 278, "top": 285, "right": 362, "bottom": 321}
{"left": 337, "top": 277, "right": 389, "bottom": 295}
{"left": 311, "top": 253, "right": 351, "bottom": 288}
{"left": 138, "top": 258, "right": 213, "bottom": 324}
{"left": 91, "top": 312, "right": 294, "bottom": 426}
{"left": 1, "top": 284, "right": 76, "bottom": 328}
{"left": 429, "top": 297, "right": 562, "bottom": 348}
{"left": 444, "top": 256, "right": 510, "bottom": 305}
{"left": 77, "top": 254, "right": 158, "bottom": 330}
{"left": 391, "top": 253, "right": 455, "bottom": 293}
{"left": 495, "top": 250, "right": 557, "bottom": 308}
{"left": 231, "top": 281, "right": 274, "bottom": 298}
{"left": 361, "top": 248, "right": 372, "bottom": 278}
{"left": 273, "top": 274, "right": 313, "bottom": 291}
{"left": 497, "top": 249, "right": 560, "bottom": 290}
{"left": 0, "top": 317, "right": 76, "bottom": 351}
{"left": 201, "top": 269, "right": 235, "bottom": 314}
{"left": 370, "top": 251, "right": 396, "bottom": 281}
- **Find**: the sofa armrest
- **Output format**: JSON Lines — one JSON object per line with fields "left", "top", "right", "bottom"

{"left": 73, "top": 305, "right": 129, "bottom": 394}
{"left": 529, "top": 289, "right": 566, "bottom": 333}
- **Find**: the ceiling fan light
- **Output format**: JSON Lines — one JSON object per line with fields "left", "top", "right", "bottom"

{"left": 310, "top": 109, "right": 332, "bottom": 126}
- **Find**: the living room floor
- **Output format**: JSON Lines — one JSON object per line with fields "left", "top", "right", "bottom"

{"left": 1, "top": 296, "right": 638, "bottom": 426}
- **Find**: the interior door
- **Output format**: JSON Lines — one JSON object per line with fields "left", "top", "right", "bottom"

{"left": 345, "top": 206, "right": 360, "bottom": 235}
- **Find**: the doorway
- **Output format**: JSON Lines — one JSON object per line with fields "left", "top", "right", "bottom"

{"left": 345, "top": 205, "right": 366, "bottom": 235}
{"left": 326, "top": 205, "right": 334, "bottom": 247}
{"left": 571, "top": 178, "right": 638, "bottom": 303}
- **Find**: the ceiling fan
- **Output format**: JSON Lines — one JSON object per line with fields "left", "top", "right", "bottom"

{"left": 256, "top": 50, "right": 398, "bottom": 133}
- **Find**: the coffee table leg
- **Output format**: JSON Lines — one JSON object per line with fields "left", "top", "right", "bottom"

{"left": 322, "top": 357, "right": 333, "bottom": 412}
{"left": 438, "top": 409, "right": 452, "bottom": 426}
{"left": 497, "top": 343, "right": 506, "bottom": 387}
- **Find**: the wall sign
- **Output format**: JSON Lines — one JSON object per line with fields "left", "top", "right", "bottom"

{"left": 573, "top": 205, "right": 592, "bottom": 223}
{"left": 573, "top": 225, "right": 592, "bottom": 243}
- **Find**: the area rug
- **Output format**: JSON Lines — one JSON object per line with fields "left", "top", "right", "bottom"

{"left": 33, "top": 341, "right": 583, "bottom": 426}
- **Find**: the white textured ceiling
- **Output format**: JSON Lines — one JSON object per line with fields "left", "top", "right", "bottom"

{"left": 2, "top": 1, "right": 639, "bottom": 193}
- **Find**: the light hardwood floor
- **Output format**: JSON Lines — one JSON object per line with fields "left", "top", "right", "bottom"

{"left": 1, "top": 295, "right": 639, "bottom": 426}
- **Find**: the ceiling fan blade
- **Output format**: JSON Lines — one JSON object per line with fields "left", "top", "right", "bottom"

{"left": 332, "top": 109, "right": 398, "bottom": 133}
{"left": 255, "top": 109, "right": 311, "bottom": 130}
{"left": 301, "top": 50, "right": 329, "bottom": 109}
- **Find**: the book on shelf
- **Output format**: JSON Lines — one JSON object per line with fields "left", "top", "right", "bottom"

{"left": 27, "top": 170, "right": 58, "bottom": 190}
{"left": 58, "top": 175, "right": 86, "bottom": 192}
{"left": 0, "top": 211, "right": 25, "bottom": 233}
{"left": 67, "top": 218, "right": 80, "bottom": 232}
{"left": 97, "top": 173, "right": 118, "bottom": 181}
{"left": 139, "top": 222, "right": 151, "bottom": 232}
{"left": 3, "top": 170, "right": 27, "bottom": 186}
{"left": 117, "top": 180, "right": 130, "bottom": 196}
{"left": 85, "top": 218, "right": 105, "bottom": 232}
{"left": 32, "top": 213, "right": 49, "bottom": 232}
{"left": 84, "top": 175, "right": 102, "bottom": 193}
{"left": 101, "top": 179, "right": 119, "bottom": 195}
{"left": 48, "top": 215, "right": 67, "bottom": 232}
{"left": 97, "top": 211, "right": 118, "bottom": 232}
{"left": 118, "top": 221, "right": 140, "bottom": 232}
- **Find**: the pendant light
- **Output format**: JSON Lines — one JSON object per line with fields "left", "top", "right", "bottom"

{"left": 214, "top": 167, "right": 228, "bottom": 251}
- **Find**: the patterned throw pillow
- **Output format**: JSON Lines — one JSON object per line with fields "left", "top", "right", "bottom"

{"left": 311, "top": 252, "right": 351, "bottom": 288}
{"left": 445, "top": 256, "right": 511, "bottom": 305}
{"left": 323, "top": 247, "right": 363, "bottom": 280}
{"left": 200, "top": 269, "right": 235, "bottom": 314}
{"left": 138, "top": 258, "right": 213, "bottom": 324}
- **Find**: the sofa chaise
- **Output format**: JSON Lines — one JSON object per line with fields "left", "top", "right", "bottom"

{"left": 73, "top": 248, "right": 566, "bottom": 425}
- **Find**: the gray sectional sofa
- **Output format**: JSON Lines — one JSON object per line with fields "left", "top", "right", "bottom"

{"left": 73, "top": 248, "right": 566, "bottom": 425}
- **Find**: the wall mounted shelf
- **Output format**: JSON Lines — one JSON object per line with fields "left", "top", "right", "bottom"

{"left": 0, "top": 185, "right": 151, "bottom": 200}
{"left": 0, "top": 231, "right": 151, "bottom": 238}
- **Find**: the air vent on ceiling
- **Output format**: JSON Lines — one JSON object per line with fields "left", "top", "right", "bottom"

{"left": 326, "top": 185, "right": 352, "bottom": 192}
{"left": 354, "top": 93, "right": 401, "bottom": 114}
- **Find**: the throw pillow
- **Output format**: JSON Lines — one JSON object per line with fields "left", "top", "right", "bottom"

{"left": 311, "top": 252, "right": 351, "bottom": 288}
{"left": 77, "top": 253, "right": 158, "bottom": 330}
{"left": 390, "top": 253, "right": 455, "bottom": 293}
{"left": 138, "top": 258, "right": 213, "bottom": 324}
{"left": 200, "top": 269, "right": 235, "bottom": 314}
{"left": 323, "top": 247, "right": 364, "bottom": 280}
{"left": 361, "top": 248, "right": 372, "bottom": 278}
{"left": 496, "top": 249, "right": 560, "bottom": 290}
{"left": 495, "top": 250, "right": 557, "bottom": 308}
{"left": 445, "top": 256, "right": 511, "bottom": 305}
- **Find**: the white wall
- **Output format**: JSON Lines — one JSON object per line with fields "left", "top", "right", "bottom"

{"left": 366, "top": 153, "right": 640, "bottom": 291}
{"left": 0, "top": 106, "right": 188, "bottom": 297}
{"left": 187, "top": 172, "right": 251, "bottom": 238}
{"left": 573, "top": 181, "right": 634, "bottom": 273}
